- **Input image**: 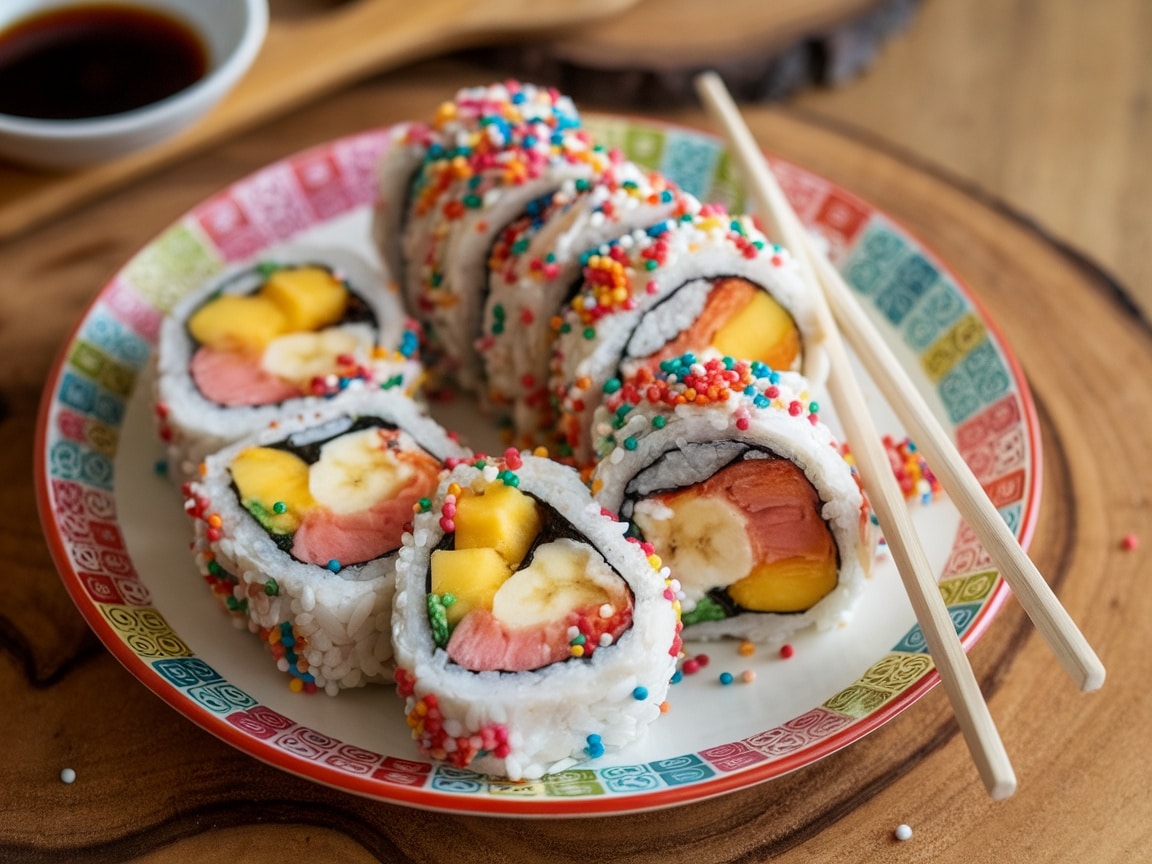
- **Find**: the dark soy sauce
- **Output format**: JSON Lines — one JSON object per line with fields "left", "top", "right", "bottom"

{"left": 0, "top": 5, "right": 208, "bottom": 120}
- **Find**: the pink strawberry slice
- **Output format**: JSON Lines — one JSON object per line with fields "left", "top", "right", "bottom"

{"left": 189, "top": 346, "right": 299, "bottom": 407}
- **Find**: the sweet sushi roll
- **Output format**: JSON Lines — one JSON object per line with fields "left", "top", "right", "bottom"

{"left": 391, "top": 452, "right": 682, "bottom": 780}
{"left": 549, "top": 207, "right": 825, "bottom": 466}
{"left": 185, "top": 388, "right": 468, "bottom": 694}
{"left": 155, "top": 245, "right": 423, "bottom": 484}
{"left": 395, "top": 81, "right": 612, "bottom": 391}
{"left": 478, "top": 160, "right": 699, "bottom": 445}
{"left": 590, "top": 354, "right": 874, "bottom": 646}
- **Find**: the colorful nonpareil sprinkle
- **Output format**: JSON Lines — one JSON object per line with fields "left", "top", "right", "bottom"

{"left": 601, "top": 355, "right": 789, "bottom": 417}
{"left": 590, "top": 354, "right": 828, "bottom": 464}
{"left": 561, "top": 207, "right": 780, "bottom": 331}
{"left": 841, "top": 436, "right": 942, "bottom": 504}
{"left": 400, "top": 681, "right": 512, "bottom": 768}
{"left": 402, "top": 82, "right": 611, "bottom": 319}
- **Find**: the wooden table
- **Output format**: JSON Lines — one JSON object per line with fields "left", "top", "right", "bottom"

{"left": 3, "top": 3, "right": 1150, "bottom": 861}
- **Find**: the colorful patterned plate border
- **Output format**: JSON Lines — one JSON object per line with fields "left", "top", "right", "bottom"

{"left": 35, "top": 117, "right": 1040, "bottom": 817}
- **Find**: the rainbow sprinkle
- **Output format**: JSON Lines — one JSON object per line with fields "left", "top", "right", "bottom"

{"left": 403, "top": 82, "right": 609, "bottom": 316}
{"left": 840, "top": 436, "right": 942, "bottom": 504}
{"left": 591, "top": 354, "right": 822, "bottom": 460}
{"left": 561, "top": 207, "right": 779, "bottom": 331}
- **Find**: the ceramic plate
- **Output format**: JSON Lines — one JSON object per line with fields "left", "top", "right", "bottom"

{"left": 35, "top": 117, "right": 1040, "bottom": 816}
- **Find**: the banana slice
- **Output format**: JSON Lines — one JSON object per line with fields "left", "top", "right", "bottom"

{"left": 491, "top": 539, "right": 625, "bottom": 627}
{"left": 632, "top": 491, "right": 753, "bottom": 601}
{"left": 260, "top": 323, "right": 375, "bottom": 386}
{"left": 308, "top": 427, "right": 412, "bottom": 514}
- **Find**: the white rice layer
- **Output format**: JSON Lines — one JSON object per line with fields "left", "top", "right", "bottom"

{"left": 478, "top": 162, "right": 698, "bottom": 442}
{"left": 372, "top": 122, "right": 430, "bottom": 291}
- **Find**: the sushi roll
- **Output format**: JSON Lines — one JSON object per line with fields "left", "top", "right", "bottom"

{"left": 590, "top": 354, "right": 874, "bottom": 645}
{"left": 155, "top": 245, "right": 423, "bottom": 484}
{"left": 477, "top": 160, "right": 699, "bottom": 444}
{"left": 185, "top": 388, "right": 467, "bottom": 694}
{"left": 391, "top": 452, "right": 682, "bottom": 780}
{"left": 392, "top": 81, "right": 613, "bottom": 392}
{"left": 549, "top": 207, "right": 825, "bottom": 466}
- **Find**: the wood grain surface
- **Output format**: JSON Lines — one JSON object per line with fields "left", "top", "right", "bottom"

{"left": 3, "top": 11, "right": 1151, "bottom": 863}
{"left": 792, "top": 0, "right": 1152, "bottom": 322}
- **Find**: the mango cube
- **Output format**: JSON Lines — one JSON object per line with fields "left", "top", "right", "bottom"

{"left": 229, "top": 446, "right": 316, "bottom": 533}
{"left": 727, "top": 555, "right": 838, "bottom": 613}
{"left": 430, "top": 547, "right": 513, "bottom": 625}
{"left": 453, "top": 483, "right": 542, "bottom": 567}
{"left": 712, "top": 290, "right": 802, "bottom": 371}
{"left": 187, "top": 294, "right": 288, "bottom": 353}
{"left": 259, "top": 266, "right": 349, "bottom": 332}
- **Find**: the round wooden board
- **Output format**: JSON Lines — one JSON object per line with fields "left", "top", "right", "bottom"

{"left": 470, "top": 0, "right": 920, "bottom": 106}
{"left": 2, "top": 67, "right": 1147, "bottom": 862}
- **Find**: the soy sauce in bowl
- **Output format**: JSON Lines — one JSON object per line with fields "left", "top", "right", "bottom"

{"left": 0, "top": 4, "right": 208, "bottom": 120}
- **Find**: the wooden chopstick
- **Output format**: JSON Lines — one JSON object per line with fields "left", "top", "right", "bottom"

{"left": 695, "top": 71, "right": 1017, "bottom": 799}
{"left": 806, "top": 250, "right": 1106, "bottom": 691}
{"left": 692, "top": 73, "right": 1104, "bottom": 694}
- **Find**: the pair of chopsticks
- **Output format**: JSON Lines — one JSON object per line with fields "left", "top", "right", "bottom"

{"left": 694, "top": 72, "right": 1104, "bottom": 800}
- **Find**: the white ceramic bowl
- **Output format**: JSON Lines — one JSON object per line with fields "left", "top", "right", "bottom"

{"left": 0, "top": 0, "right": 268, "bottom": 170}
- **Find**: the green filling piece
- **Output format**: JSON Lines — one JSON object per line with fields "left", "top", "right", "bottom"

{"left": 427, "top": 594, "right": 451, "bottom": 649}
{"left": 681, "top": 595, "right": 729, "bottom": 626}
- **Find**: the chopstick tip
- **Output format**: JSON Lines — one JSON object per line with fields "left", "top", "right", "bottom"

{"left": 990, "top": 775, "right": 1018, "bottom": 801}
{"left": 1080, "top": 663, "right": 1106, "bottom": 693}
{"left": 692, "top": 71, "right": 718, "bottom": 97}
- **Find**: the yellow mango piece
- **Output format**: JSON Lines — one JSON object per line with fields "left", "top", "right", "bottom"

{"left": 187, "top": 295, "right": 288, "bottom": 353}
{"left": 259, "top": 266, "right": 349, "bottom": 333}
{"left": 453, "top": 483, "right": 542, "bottom": 568}
{"left": 726, "top": 555, "right": 838, "bottom": 613}
{"left": 430, "top": 547, "right": 513, "bottom": 625}
{"left": 229, "top": 446, "right": 316, "bottom": 534}
{"left": 711, "top": 290, "right": 802, "bottom": 371}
